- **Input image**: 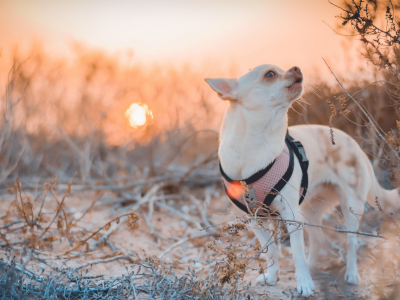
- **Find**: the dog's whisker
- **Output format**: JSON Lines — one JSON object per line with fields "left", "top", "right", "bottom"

{"left": 289, "top": 105, "right": 305, "bottom": 116}
{"left": 304, "top": 82, "right": 322, "bottom": 98}
{"left": 304, "top": 82, "right": 319, "bottom": 93}
{"left": 304, "top": 80, "right": 319, "bottom": 89}
{"left": 296, "top": 100, "right": 309, "bottom": 113}
{"left": 297, "top": 97, "right": 311, "bottom": 106}
{"left": 300, "top": 98, "right": 311, "bottom": 106}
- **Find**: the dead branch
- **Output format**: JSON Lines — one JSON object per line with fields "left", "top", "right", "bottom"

{"left": 92, "top": 216, "right": 127, "bottom": 250}
{"left": 38, "top": 187, "right": 70, "bottom": 240}
{"left": 72, "top": 254, "right": 136, "bottom": 272}
{"left": 0, "top": 220, "right": 23, "bottom": 230}
{"left": 73, "top": 191, "right": 104, "bottom": 225}
{"left": 37, "top": 183, "right": 50, "bottom": 219}
{"left": 130, "top": 184, "right": 161, "bottom": 211}
{"left": 60, "top": 212, "right": 137, "bottom": 256}
{"left": 178, "top": 151, "right": 217, "bottom": 186}
{"left": 155, "top": 201, "right": 199, "bottom": 227}
{"left": 158, "top": 231, "right": 216, "bottom": 259}
{"left": 202, "top": 214, "right": 385, "bottom": 240}
{"left": 188, "top": 193, "right": 213, "bottom": 228}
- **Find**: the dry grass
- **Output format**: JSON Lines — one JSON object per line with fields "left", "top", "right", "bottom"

{"left": 2, "top": 21, "right": 400, "bottom": 297}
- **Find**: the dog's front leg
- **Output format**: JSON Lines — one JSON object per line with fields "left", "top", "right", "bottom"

{"left": 250, "top": 218, "right": 280, "bottom": 286}
{"left": 281, "top": 209, "right": 315, "bottom": 297}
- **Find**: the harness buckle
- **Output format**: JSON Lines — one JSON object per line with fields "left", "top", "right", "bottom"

{"left": 291, "top": 140, "right": 309, "bottom": 165}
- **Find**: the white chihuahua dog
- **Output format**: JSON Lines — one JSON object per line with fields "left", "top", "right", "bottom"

{"left": 205, "top": 65, "right": 399, "bottom": 296}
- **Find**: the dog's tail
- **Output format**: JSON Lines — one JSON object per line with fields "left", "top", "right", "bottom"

{"left": 368, "top": 163, "right": 399, "bottom": 211}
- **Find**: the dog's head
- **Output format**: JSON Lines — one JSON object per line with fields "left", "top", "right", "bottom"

{"left": 205, "top": 64, "right": 303, "bottom": 124}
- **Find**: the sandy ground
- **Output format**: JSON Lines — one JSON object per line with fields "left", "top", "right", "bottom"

{"left": 0, "top": 185, "right": 397, "bottom": 299}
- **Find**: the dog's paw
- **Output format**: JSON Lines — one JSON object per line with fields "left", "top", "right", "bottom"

{"left": 296, "top": 275, "right": 315, "bottom": 297}
{"left": 344, "top": 271, "right": 360, "bottom": 285}
{"left": 256, "top": 272, "right": 278, "bottom": 286}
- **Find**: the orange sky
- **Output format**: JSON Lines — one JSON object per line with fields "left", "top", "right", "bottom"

{"left": 1, "top": 0, "right": 361, "bottom": 79}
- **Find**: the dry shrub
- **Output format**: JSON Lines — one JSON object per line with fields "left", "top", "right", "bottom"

{"left": 1, "top": 176, "right": 139, "bottom": 255}
{"left": 0, "top": 248, "right": 254, "bottom": 300}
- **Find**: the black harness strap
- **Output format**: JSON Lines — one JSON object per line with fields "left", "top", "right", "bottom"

{"left": 219, "top": 130, "right": 309, "bottom": 216}
{"left": 285, "top": 131, "right": 309, "bottom": 205}
{"left": 219, "top": 158, "right": 276, "bottom": 185}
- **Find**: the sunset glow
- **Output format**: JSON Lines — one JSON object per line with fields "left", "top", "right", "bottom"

{"left": 1, "top": 0, "right": 351, "bottom": 76}
{"left": 125, "top": 103, "right": 153, "bottom": 128}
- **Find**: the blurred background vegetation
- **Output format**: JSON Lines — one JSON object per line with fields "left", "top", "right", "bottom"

{"left": 2, "top": 16, "right": 400, "bottom": 186}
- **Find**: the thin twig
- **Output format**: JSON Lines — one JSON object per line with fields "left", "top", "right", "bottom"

{"left": 0, "top": 220, "right": 23, "bottom": 230}
{"left": 60, "top": 212, "right": 135, "bottom": 256}
{"left": 158, "top": 231, "right": 216, "bottom": 259}
{"left": 72, "top": 255, "right": 136, "bottom": 272}
{"left": 73, "top": 191, "right": 104, "bottom": 225}
{"left": 188, "top": 193, "right": 213, "bottom": 228}
{"left": 322, "top": 58, "right": 400, "bottom": 160}
{"left": 92, "top": 216, "right": 127, "bottom": 250}
{"left": 178, "top": 151, "right": 217, "bottom": 186}
{"left": 155, "top": 201, "right": 199, "bottom": 227}
{"left": 38, "top": 187, "right": 68, "bottom": 240}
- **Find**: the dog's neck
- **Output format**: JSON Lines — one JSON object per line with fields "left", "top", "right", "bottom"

{"left": 218, "top": 104, "right": 288, "bottom": 180}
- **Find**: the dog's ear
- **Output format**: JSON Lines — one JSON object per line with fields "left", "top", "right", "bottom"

{"left": 204, "top": 78, "right": 238, "bottom": 101}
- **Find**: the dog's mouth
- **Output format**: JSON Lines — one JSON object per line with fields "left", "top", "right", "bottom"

{"left": 287, "top": 78, "right": 303, "bottom": 91}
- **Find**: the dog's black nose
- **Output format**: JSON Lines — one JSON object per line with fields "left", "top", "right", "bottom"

{"left": 289, "top": 66, "right": 302, "bottom": 75}
{"left": 289, "top": 66, "right": 303, "bottom": 82}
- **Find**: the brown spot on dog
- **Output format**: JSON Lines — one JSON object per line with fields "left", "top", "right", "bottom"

{"left": 346, "top": 155, "right": 358, "bottom": 168}
{"left": 328, "top": 144, "right": 341, "bottom": 164}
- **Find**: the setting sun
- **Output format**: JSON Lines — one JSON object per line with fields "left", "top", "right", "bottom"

{"left": 125, "top": 103, "right": 153, "bottom": 128}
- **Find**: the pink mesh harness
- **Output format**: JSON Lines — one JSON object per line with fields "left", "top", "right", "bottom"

{"left": 219, "top": 132, "right": 308, "bottom": 216}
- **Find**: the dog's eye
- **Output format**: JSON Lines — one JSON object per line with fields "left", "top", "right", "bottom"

{"left": 265, "top": 71, "right": 275, "bottom": 78}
